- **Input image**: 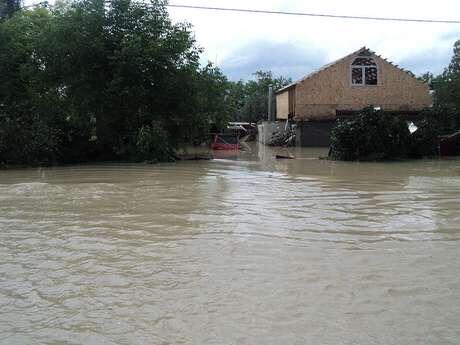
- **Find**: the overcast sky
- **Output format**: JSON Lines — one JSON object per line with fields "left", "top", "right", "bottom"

{"left": 168, "top": 0, "right": 460, "bottom": 80}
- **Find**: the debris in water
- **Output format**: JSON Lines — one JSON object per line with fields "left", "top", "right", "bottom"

{"left": 275, "top": 154, "right": 294, "bottom": 160}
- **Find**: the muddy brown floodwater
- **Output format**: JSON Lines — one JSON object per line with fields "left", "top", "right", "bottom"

{"left": 1, "top": 143, "right": 460, "bottom": 345}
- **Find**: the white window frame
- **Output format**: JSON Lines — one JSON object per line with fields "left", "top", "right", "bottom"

{"left": 350, "top": 59, "right": 379, "bottom": 87}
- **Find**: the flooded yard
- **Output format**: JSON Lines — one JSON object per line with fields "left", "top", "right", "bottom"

{"left": 1, "top": 143, "right": 460, "bottom": 344}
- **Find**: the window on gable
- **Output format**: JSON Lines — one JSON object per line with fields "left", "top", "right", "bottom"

{"left": 351, "top": 56, "right": 378, "bottom": 85}
{"left": 351, "top": 67, "right": 363, "bottom": 84}
{"left": 365, "top": 67, "right": 378, "bottom": 85}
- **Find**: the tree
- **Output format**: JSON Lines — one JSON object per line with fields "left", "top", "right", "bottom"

{"left": 227, "top": 71, "right": 291, "bottom": 123}
{"left": 0, "top": 0, "right": 231, "bottom": 165}
{"left": 0, "top": 8, "right": 65, "bottom": 165}
{"left": 447, "top": 40, "right": 460, "bottom": 75}
{"left": 432, "top": 40, "right": 460, "bottom": 110}
{"left": 418, "top": 72, "right": 434, "bottom": 87}
{"left": 416, "top": 40, "right": 460, "bottom": 136}
{"left": 0, "top": 0, "right": 21, "bottom": 19}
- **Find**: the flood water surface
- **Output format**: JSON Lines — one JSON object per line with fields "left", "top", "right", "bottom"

{"left": 1, "top": 145, "right": 460, "bottom": 344}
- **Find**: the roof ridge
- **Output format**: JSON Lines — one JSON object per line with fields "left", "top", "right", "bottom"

{"left": 276, "top": 47, "right": 420, "bottom": 93}
{"left": 376, "top": 52, "right": 416, "bottom": 77}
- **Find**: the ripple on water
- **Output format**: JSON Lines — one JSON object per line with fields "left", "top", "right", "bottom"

{"left": 1, "top": 150, "right": 460, "bottom": 344}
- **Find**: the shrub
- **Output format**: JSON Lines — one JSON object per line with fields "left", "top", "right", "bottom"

{"left": 329, "top": 107, "right": 411, "bottom": 161}
{"left": 135, "top": 121, "right": 176, "bottom": 163}
{"left": 409, "top": 119, "right": 440, "bottom": 158}
{"left": 419, "top": 105, "right": 460, "bottom": 136}
{"left": 0, "top": 111, "right": 61, "bottom": 166}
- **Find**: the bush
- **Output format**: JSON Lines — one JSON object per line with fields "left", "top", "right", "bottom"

{"left": 0, "top": 111, "right": 61, "bottom": 166}
{"left": 408, "top": 119, "right": 440, "bottom": 158}
{"left": 329, "top": 107, "right": 412, "bottom": 161}
{"left": 135, "top": 121, "right": 176, "bottom": 163}
{"left": 419, "top": 105, "right": 460, "bottom": 136}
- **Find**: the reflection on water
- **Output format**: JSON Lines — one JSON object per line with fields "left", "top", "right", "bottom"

{"left": 1, "top": 143, "right": 460, "bottom": 345}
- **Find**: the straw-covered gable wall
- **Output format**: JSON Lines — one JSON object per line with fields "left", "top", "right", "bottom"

{"left": 277, "top": 51, "right": 432, "bottom": 121}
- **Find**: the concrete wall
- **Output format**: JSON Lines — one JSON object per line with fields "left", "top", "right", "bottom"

{"left": 294, "top": 53, "right": 432, "bottom": 121}
{"left": 257, "top": 121, "right": 290, "bottom": 144}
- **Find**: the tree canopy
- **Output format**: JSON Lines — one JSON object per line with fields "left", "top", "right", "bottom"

{"left": 0, "top": 0, "right": 21, "bottom": 19}
{"left": 431, "top": 40, "right": 460, "bottom": 111}
{"left": 226, "top": 71, "right": 291, "bottom": 123}
{"left": 0, "top": 0, "right": 232, "bottom": 165}
{"left": 418, "top": 40, "right": 460, "bottom": 136}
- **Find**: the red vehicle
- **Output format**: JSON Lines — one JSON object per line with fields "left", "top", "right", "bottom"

{"left": 211, "top": 134, "right": 240, "bottom": 150}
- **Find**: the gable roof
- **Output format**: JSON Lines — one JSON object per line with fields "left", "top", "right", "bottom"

{"left": 275, "top": 47, "right": 417, "bottom": 94}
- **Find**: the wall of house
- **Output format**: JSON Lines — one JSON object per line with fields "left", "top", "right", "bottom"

{"left": 296, "top": 121, "right": 336, "bottom": 147}
{"left": 276, "top": 91, "right": 290, "bottom": 120}
{"left": 294, "top": 54, "right": 432, "bottom": 121}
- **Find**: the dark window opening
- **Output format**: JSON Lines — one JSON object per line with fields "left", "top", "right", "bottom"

{"left": 352, "top": 57, "right": 376, "bottom": 66}
{"left": 352, "top": 68, "right": 363, "bottom": 85}
{"left": 365, "top": 67, "right": 378, "bottom": 85}
{"left": 351, "top": 57, "right": 378, "bottom": 85}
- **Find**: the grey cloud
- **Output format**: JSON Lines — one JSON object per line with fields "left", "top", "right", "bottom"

{"left": 397, "top": 30, "right": 460, "bottom": 75}
{"left": 220, "top": 41, "right": 328, "bottom": 80}
{"left": 219, "top": 39, "right": 454, "bottom": 80}
{"left": 398, "top": 46, "right": 453, "bottom": 75}
{"left": 439, "top": 30, "right": 460, "bottom": 42}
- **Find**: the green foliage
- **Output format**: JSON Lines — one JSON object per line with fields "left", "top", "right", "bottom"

{"left": 418, "top": 72, "right": 434, "bottom": 87}
{"left": 165, "top": 63, "right": 232, "bottom": 147}
{"left": 427, "top": 40, "right": 460, "bottom": 112}
{"left": 418, "top": 39, "right": 460, "bottom": 138}
{"left": 0, "top": 0, "right": 21, "bottom": 19}
{"left": 135, "top": 121, "right": 175, "bottom": 163}
{"left": 226, "top": 71, "right": 291, "bottom": 122}
{"left": 0, "top": 109, "right": 61, "bottom": 165}
{"left": 419, "top": 104, "right": 460, "bottom": 135}
{"left": 409, "top": 118, "right": 440, "bottom": 158}
{"left": 0, "top": 8, "right": 67, "bottom": 165}
{"left": 0, "top": 0, "right": 231, "bottom": 165}
{"left": 330, "top": 107, "right": 415, "bottom": 161}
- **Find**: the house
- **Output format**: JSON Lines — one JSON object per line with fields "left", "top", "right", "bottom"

{"left": 275, "top": 47, "right": 432, "bottom": 146}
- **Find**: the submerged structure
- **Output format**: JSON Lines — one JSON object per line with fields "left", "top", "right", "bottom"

{"left": 439, "top": 130, "right": 460, "bottom": 156}
{"left": 275, "top": 47, "right": 432, "bottom": 146}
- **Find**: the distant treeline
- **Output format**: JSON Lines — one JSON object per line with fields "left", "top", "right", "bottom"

{"left": 0, "top": 0, "right": 290, "bottom": 166}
